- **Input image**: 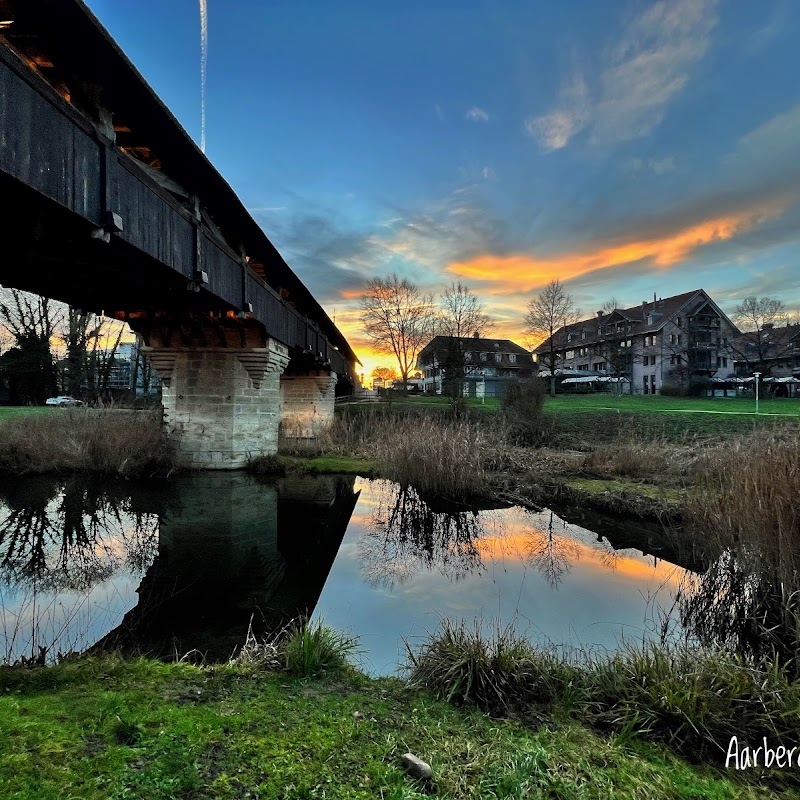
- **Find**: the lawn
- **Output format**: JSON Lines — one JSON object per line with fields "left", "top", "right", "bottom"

{"left": 0, "top": 406, "right": 51, "bottom": 420}
{"left": 544, "top": 394, "right": 800, "bottom": 416}
{"left": 349, "top": 393, "right": 799, "bottom": 417}
{"left": 0, "top": 657, "right": 781, "bottom": 800}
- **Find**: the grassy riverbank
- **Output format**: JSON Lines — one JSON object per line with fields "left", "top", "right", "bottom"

{"left": 0, "top": 655, "right": 787, "bottom": 800}
{"left": 0, "top": 409, "right": 176, "bottom": 476}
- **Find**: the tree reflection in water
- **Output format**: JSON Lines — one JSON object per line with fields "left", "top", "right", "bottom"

{"left": 358, "top": 482, "right": 486, "bottom": 587}
{"left": 0, "top": 478, "right": 159, "bottom": 592}
{"left": 525, "top": 510, "right": 621, "bottom": 590}
{"left": 358, "top": 483, "right": 627, "bottom": 592}
{"left": 0, "top": 477, "right": 161, "bottom": 662}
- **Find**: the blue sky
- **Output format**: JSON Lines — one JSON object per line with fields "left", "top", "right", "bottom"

{"left": 86, "top": 0, "right": 800, "bottom": 372}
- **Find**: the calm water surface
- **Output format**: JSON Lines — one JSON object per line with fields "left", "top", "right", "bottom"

{"left": 0, "top": 473, "right": 687, "bottom": 673}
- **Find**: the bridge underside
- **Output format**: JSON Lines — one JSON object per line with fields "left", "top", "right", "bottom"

{"left": 0, "top": 13, "right": 359, "bottom": 468}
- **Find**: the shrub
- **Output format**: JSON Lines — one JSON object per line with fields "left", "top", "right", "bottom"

{"left": 687, "top": 377, "right": 712, "bottom": 397}
{"left": 408, "top": 620, "right": 800, "bottom": 768}
{"left": 282, "top": 620, "right": 360, "bottom": 677}
{"left": 658, "top": 384, "right": 683, "bottom": 397}
{"left": 0, "top": 409, "right": 176, "bottom": 476}
{"left": 407, "top": 619, "right": 568, "bottom": 715}
{"left": 501, "top": 379, "right": 549, "bottom": 445}
{"left": 684, "top": 432, "right": 800, "bottom": 669}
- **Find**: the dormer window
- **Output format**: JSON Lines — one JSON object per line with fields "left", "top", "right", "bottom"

{"left": 465, "top": 351, "right": 472, "bottom": 361}
{"left": 494, "top": 352, "right": 502, "bottom": 362}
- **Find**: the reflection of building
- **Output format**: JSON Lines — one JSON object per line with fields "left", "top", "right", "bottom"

{"left": 534, "top": 290, "right": 739, "bottom": 395}
{"left": 418, "top": 336, "right": 535, "bottom": 398}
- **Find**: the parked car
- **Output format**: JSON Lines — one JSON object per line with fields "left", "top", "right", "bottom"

{"left": 45, "top": 396, "right": 84, "bottom": 407}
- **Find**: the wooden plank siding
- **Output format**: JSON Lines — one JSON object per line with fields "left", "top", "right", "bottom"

{"left": 0, "top": 40, "right": 353, "bottom": 380}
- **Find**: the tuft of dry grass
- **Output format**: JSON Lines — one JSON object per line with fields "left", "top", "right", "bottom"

{"left": 315, "top": 409, "right": 495, "bottom": 499}
{"left": 408, "top": 619, "right": 800, "bottom": 769}
{"left": 373, "top": 415, "right": 490, "bottom": 498}
{"left": 0, "top": 409, "right": 176, "bottom": 477}
{"left": 682, "top": 431, "right": 800, "bottom": 668}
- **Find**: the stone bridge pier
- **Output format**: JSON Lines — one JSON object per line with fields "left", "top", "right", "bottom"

{"left": 134, "top": 317, "right": 337, "bottom": 469}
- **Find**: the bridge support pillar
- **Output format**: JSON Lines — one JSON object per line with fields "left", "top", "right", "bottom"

{"left": 142, "top": 338, "right": 291, "bottom": 469}
{"left": 279, "top": 371, "right": 338, "bottom": 446}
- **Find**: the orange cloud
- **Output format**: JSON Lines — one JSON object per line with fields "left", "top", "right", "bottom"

{"left": 447, "top": 201, "right": 787, "bottom": 294}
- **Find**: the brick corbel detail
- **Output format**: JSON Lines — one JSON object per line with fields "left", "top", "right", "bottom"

{"left": 140, "top": 342, "right": 291, "bottom": 389}
{"left": 141, "top": 348, "right": 178, "bottom": 387}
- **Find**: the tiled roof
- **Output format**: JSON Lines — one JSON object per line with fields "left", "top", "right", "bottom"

{"left": 731, "top": 323, "right": 800, "bottom": 361}
{"left": 421, "top": 336, "right": 531, "bottom": 356}
{"left": 533, "top": 289, "right": 725, "bottom": 353}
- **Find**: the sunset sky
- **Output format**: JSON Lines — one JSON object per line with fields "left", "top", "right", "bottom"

{"left": 86, "top": 0, "right": 800, "bottom": 377}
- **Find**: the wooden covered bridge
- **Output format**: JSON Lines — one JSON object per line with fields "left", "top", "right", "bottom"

{"left": 0, "top": 0, "right": 359, "bottom": 467}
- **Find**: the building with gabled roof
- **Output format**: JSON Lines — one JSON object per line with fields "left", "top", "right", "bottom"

{"left": 418, "top": 335, "right": 535, "bottom": 398}
{"left": 533, "top": 289, "right": 740, "bottom": 395}
{"left": 731, "top": 322, "right": 800, "bottom": 380}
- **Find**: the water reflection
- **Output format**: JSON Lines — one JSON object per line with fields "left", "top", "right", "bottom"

{"left": 358, "top": 482, "right": 485, "bottom": 587}
{"left": 0, "top": 478, "right": 161, "bottom": 591}
{"left": 0, "top": 473, "right": 358, "bottom": 663}
{"left": 317, "top": 481, "right": 687, "bottom": 673}
{"left": 1, "top": 472, "right": 688, "bottom": 672}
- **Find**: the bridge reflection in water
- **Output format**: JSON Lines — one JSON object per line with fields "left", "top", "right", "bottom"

{"left": 0, "top": 473, "right": 359, "bottom": 663}
{"left": 0, "top": 475, "right": 691, "bottom": 670}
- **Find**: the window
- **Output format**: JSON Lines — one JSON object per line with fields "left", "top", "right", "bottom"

{"left": 593, "top": 362, "right": 607, "bottom": 371}
{"left": 581, "top": 330, "right": 586, "bottom": 339}
{"left": 676, "top": 317, "right": 682, "bottom": 328}
{"left": 465, "top": 351, "right": 472, "bottom": 361}
{"left": 494, "top": 352, "right": 502, "bottom": 362}
{"left": 566, "top": 350, "right": 575, "bottom": 359}
{"left": 509, "top": 354, "right": 516, "bottom": 363}
{"left": 669, "top": 334, "right": 675, "bottom": 344}
{"left": 480, "top": 352, "right": 488, "bottom": 361}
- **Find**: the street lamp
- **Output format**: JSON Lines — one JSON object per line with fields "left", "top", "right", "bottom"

{"left": 753, "top": 371, "right": 761, "bottom": 414}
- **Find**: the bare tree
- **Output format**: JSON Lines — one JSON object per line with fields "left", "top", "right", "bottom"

{"left": 0, "top": 288, "right": 61, "bottom": 403}
{"left": 599, "top": 297, "right": 622, "bottom": 315}
{"left": 524, "top": 279, "right": 578, "bottom": 396}
{"left": 359, "top": 274, "right": 435, "bottom": 392}
{"left": 732, "top": 296, "right": 787, "bottom": 374}
{"left": 435, "top": 282, "right": 493, "bottom": 413}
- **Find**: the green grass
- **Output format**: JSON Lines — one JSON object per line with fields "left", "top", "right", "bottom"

{"left": 544, "top": 394, "right": 800, "bottom": 416}
{"left": 563, "top": 476, "right": 686, "bottom": 502}
{"left": 0, "top": 405, "right": 51, "bottom": 420}
{"left": 0, "top": 656, "right": 779, "bottom": 799}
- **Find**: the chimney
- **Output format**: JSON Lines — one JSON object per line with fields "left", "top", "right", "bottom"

{"left": 653, "top": 292, "right": 657, "bottom": 303}
{"left": 596, "top": 310, "right": 603, "bottom": 318}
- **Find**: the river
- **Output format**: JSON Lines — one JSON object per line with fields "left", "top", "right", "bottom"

{"left": 0, "top": 472, "right": 688, "bottom": 674}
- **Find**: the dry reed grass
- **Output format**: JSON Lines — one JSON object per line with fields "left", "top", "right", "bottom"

{"left": 408, "top": 619, "right": 800, "bottom": 768}
{"left": 682, "top": 431, "right": 800, "bottom": 668}
{"left": 0, "top": 409, "right": 176, "bottom": 476}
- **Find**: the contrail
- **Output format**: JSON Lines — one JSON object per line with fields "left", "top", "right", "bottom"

{"left": 199, "top": 0, "right": 208, "bottom": 152}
